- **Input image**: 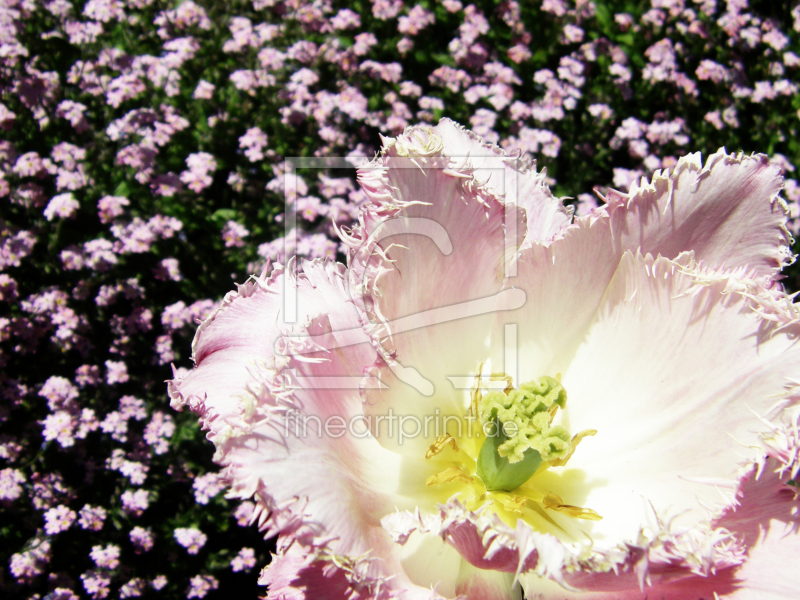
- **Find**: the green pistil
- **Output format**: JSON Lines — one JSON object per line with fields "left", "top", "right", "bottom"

{"left": 477, "top": 420, "right": 542, "bottom": 492}
{"left": 476, "top": 376, "right": 573, "bottom": 493}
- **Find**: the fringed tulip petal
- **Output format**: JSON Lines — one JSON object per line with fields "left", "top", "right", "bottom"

{"left": 713, "top": 459, "right": 800, "bottom": 599}
{"left": 171, "top": 260, "right": 461, "bottom": 599}
{"left": 351, "top": 121, "right": 536, "bottom": 457}
{"left": 562, "top": 252, "right": 800, "bottom": 547}
{"left": 607, "top": 150, "right": 790, "bottom": 284}
{"left": 432, "top": 119, "right": 573, "bottom": 247}
{"left": 455, "top": 562, "right": 519, "bottom": 600}
{"left": 173, "top": 121, "right": 800, "bottom": 599}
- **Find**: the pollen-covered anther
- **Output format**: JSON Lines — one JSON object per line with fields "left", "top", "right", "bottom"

{"left": 479, "top": 376, "right": 572, "bottom": 464}
{"left": 426, "top": 465, "right": 474, "bottom": 486}
{"left": 425, "top": 433, "right": 459, "bottom": 459}
{"left": 475, "top": 376, "right": 599, "bottom": 495}
{"left": 542, "top": 493, "right": 603, "bottom": 521}
{"left": 493, "top": 493, "right": 529, "bottom": 514}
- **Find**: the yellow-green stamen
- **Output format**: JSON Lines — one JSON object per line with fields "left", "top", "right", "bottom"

{"left": 476, "top": 376, "right": 574, "bottom": 492}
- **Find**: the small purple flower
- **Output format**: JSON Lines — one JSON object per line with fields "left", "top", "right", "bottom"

{"left": 75, "top": 364, "right": 100, "bottom": 387}
{"left": 130, "top": 526, "right": 154, "bottom": 553}
{"left": 192, "top": 472, "right": 225, "bottom": 505}
{"left": 13, "top": 152, "right": 44, "bottom": 177}
{"left": 99, "top": 411, "right": 128, "bottom": 442}
{"left": 44, "top": 504, "right": 77, "bottom": 535}
{"left": 105, "top": 360, "right": 129, "bottom": 384}
{"left": 154, "top": 257, "right": 182, "bottom": 282}
{"left": 90, "top": 544, "right": 120, "bottom": 569}
{"left": 180, "top": 152, "right": 216, "bottom": 193}
{"left": 0, "top": 435, "right": 22, "bottom": 462}
{"left": 30, "top": 472, "right": 71, "bottom": 510}
{"left": 352, "top": 32, "right": 377, "bottom": 55}
{"left": 186, "top": 575, "right": 217, "bottom": 599}
{"left": 83, "top": 239, "right": 117, "bottom": 271}
{"left": 192, "top": 80, "right": 214, "bottom": 99}
{"left": 562, "top": 23, "right": 584, "bottom": 43}
{"left": 587, "top": 103, "right": 614, "bottom": 120}
{"left": 110, "top": 218, "right": 157, "bottom": 253}
{"left": 221, "top": 220, "right": 249, "bottom": 247}
{"left": 233, "top": 501, "right": 255, "bottom": 527}
{"left": 55, "top": 166, "right": 90, "bottom": 191}
{"left": 120, "top": 489, "right": 150, "bottom": 517}
{"left": 238, "top": 127, "right": 268, "bottom": 162}
{"left": 51, "top": 142, "right": 85, "bottom": 169}
{"left": 398, "top": 5, "right": 434, "bottom": 36}
{"left": 10, "top": 538, "right": 51, "bottom": 583}
{"left": 81, "top": 569, "right": 111, "bottom": 600}
{"left": 39, "top": 376, "right": 79, "bottom": 410}
{"left": 118, "top": 459, "right": 148, "bottom": 485}
{"left": 1, "top": 229, "right": 37, "bottom": 269}
{"left": 43, "top": 587, "right": 79, "bottom": 600}
{"left": 329, "top": 8, "right": 360, "bottom": 30}
{"left": 119, "top": 395, "right": 147, "bottom": 420}
{"left": 173, "top": 527, "right": 207, "bottom": 554}
{"left": 56, "top": 100, "right": 89, "bottom": 132}
{"left": 0, "top": 468, "right": 25, "bottom": 501}
{"left": 155, "top": 334, "right": 175, "bottom": 365}
{"left": 231, "top": 547, "right": 256, "bottom": 572}
{"left": 119, "top": 578, "right": 146, "bottom": 599}
{"left": 41, "top": 411, "right": 77, "bottom": 448}
{"left": 97, "top": 195, "right": 129, "bottom": 223}
{"left": 161, "top": 301, "right": 191, "bottom": 330}
{"left": 143, "top": 412, "right": 175, "bottom": 454}
{"left": 44, "top": 193, "right": 79, "bottom": 221}
{"left": 371, "top": 0, "right": 403, "bottom": 20}
{"left": 78, "top": 505, "right": 107, "bottom": 531}
{"left": 0, "top": 102, "right": 16, "bottom": 129}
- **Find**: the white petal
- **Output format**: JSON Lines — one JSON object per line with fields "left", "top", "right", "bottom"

{"left": 562, "top": 252, "right": 799, "bottom": 547}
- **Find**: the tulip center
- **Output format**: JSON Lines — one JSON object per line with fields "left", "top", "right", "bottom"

{"left": 477, "top": 376, "right": 572, "bottom": 492}
{"left": 425, "top": 371, "right": 601, "bottom": 528}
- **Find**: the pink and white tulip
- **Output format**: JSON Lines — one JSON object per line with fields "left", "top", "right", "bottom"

{"left": 170, "top": 119, "right": 800, "bottom": 599}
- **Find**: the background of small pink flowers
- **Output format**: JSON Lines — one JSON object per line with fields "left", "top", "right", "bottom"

{"left": 1, "top": 0, "right": 799, "bottom": 599}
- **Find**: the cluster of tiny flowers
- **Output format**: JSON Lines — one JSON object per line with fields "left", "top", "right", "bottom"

{"left": 186, "top": 575, "right": 218, "bottom": 599}
{"left": 89, "top": 544, "right": 120, "bottom": 570}
{"left": 2, "top": 0, "right": 799, "bottom": 598}
{"left": 173, "top": 527, "right": 208, "bottom": 555}
{"left": 192, "top": 473, "right": 226, "bottom": 505}
{"left": 129, "top": 526, "right": 154, "bottom": 554}
{"left": 81, "top": 570, "right": 111, "bottom": 600}
{"left": 78, "top": 505, "right": 107, "bottom": 531}
{"left": 231, "top": 547, "right": 257, "bottom": 572}
{"left": 43, "top": 505, "right": 76, "bottom": 535}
